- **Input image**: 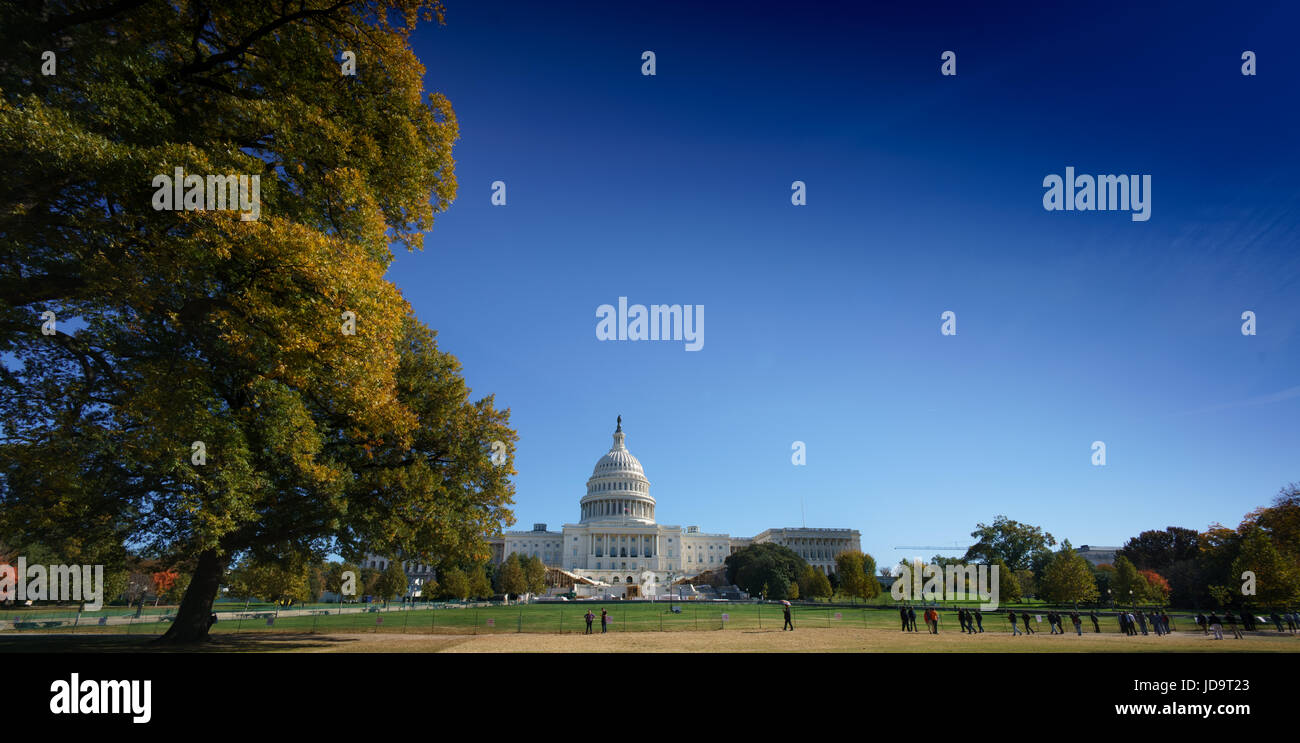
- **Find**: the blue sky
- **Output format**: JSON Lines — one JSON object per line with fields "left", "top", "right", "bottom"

{"left": 390, "top": 0, "right": 1299, "bottom": 563}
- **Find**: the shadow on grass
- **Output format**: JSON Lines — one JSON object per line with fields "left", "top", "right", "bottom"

{"left": 0, "top": 632, "right": 366, "bottom": 654}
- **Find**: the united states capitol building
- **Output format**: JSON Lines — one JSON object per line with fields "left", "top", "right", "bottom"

{"left": 364, "top": 418, "right": 860, "bottom": 597}
{"left": 492, "top": 418, "right": 860, "bottom": 595}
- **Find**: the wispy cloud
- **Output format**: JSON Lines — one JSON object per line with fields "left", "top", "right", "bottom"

{"left": 1175, "top": 385, "right": 1300, "bottom": 417}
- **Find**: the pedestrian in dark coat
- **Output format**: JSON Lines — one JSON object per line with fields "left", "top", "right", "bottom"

{"left": 1224, "top": 611, "right": 1243, "bottom": 639}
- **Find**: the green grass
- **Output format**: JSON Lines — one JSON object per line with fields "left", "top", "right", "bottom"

{"left": 0, "top": 601, "right": 1227, "bottom": 637}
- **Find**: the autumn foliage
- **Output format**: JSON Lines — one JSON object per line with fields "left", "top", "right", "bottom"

{"left": 0, "top": 1, "right": 515, "bottom": 641}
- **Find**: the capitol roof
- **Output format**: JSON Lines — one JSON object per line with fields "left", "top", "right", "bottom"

{"left": 591, "top": 416, "right": 645, "bottom": 476}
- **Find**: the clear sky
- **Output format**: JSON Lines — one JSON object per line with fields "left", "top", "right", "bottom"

{"left": 390, "top": 0, "right": 1299, "bottom": 563}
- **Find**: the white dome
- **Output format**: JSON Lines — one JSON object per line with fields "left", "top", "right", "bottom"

{"left": 592, "top": 446, "right": 644, "bottom": 476}
{"left": 579, "top": 417, "right": 654, "bottom": 524}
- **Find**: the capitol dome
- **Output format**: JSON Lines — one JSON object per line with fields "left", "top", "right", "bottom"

{"left": 579, "top": 416, "right": 655, "bottom": 524}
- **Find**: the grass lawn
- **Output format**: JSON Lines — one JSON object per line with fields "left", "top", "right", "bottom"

{"left": 4, "top": 623, "right": 1298, "bottom": 653}
{"left": 4, "top": 602, "right": 1298, "bottom": 648}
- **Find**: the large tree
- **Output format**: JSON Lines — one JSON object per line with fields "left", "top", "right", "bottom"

{"left": 834, "top": 550, "right": 880, "bottom": 602}
{"left": 1111, "top": 556, "right": 1144, "bottom": 605}
{"left": 376, "top": 561, "right": 409, "bottom": 605}
{"left": 436, "top": 566, "right": 469, "bottom": 601}
{"left": 1231, "top": 528, "right": 1299, "bottom": 608}
{"left": 0, "top": 1, "right": 516, "bottom": 642}
{"left": 1116, "top": 527, "right": 1200, "bottom": 571}
{"left": 1240, "top": 483, "right": 1300, "bottom": 564}
{"left": 496, "top": 553, "right": 526, "bottom": 598}
{"left": 798, "top": 566, "right": 832, "bottom": 601}
{"left": 467, "top": 564, "right": 492, "bottom": 599}
{"left": 1115, "top": 527, "right": 1200, "bottom": 604}
{"left": 1038, "top": 544, "right": 1099, "bottom": 606}
{"left": 521, "top": 554, "right": 547, "bottom": 595}
{"left": 962, "top": 516, "right": 1056, "bottom": 575}
{"left": 724, "top": 543, "right": 806, "bottom": 600}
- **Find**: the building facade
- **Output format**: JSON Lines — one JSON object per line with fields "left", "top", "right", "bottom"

{"left": 499, "top": 419, "right": 861, "bottom": 592}
{"left": 750, "top": 528, "right": 862, "bottom": 577}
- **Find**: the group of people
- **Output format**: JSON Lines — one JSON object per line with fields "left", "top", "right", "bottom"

{"left": 898, "top": 605, "right": 985, "bottom": 634}
{"left": 897, "top": 605, "right": 1300, "bottom": 639}
{"left": 583, "top": 608, "right": 608, "bottom": 633}
{"left": 1117, "top": 609, "right": 1171, "bottom": 636}
{"left": 1006, "top": 609, "right": 1100, "bottom": 636}
{"left": 1195, "top": 610, "right": 1300, "bottom": 640}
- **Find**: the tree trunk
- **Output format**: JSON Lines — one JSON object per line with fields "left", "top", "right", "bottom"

{"left": 156, "top": 549, "right": 224, "bottom": 644}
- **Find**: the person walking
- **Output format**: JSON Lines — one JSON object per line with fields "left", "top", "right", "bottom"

{"left": 1071, "top": 611, "right": 1083, "bottom": 636}
{"left": 584, "top": 609, "right": 595, "bottom": 634}
{"left": 1119, "top": 612, "right": 1128, "bottom": 635}
{"left": 907, "top": 606, "right": 917, "bottom": 632}
{"left": 1089, "top": 610, "right": 1100, "bottom": 633}
{"left": 1208, "top": 612, "right": 1223, "bottom": 640}
{"left": 1126, "top": 611, "right": 1138, "bottom": 636}
{"left": 1022, "top": 610, "right": 1034, "bottom": 635}
{"left": 932, "top": 608, "right": 940, "bottom": 634}
{"left": 1136, "top": 610, "right": 1148, "bottom": 636}
{"left": 1048, "top": 611, "right": 1060, "bottom": 635}
{"left": 974, "top": 608, "right": 984, "bottom": 633}
{"left": 783, "top": 602, "right": 794, "bottom": 631}
{"left": 1151, "top": 611, "right": 1164, "bottom": 636}
{"left": 1196, "top": 612, "right": 1207, "bottom": 634}
{"left": 1270, "top": 611, "right": 1285, "bottom": 633}
{"left": 600, "top": 608, "right": 608, "bottom": 633}
{"left": 1224, "top": 610, "right": 1243, "bottom": 639}
{"left": 900, "top": 606, "right": 910, "bottom": 632}
{"left": 956, "top": 608, "right": 967, "bottom": 633}
{"left": 1161, "top": 611, "right": 1172, "bottom": 634}
{"left": 1009, "top": 610, "right": 1022, "bottom": 635}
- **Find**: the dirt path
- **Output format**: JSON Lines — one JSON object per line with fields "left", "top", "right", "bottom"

{"left": 268, "top": 627, "right": 1300, "bottom": 653}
